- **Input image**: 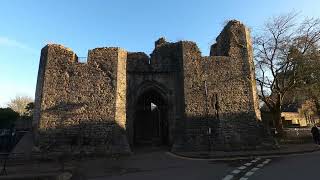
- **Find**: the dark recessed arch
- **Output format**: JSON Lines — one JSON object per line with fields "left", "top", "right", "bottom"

{"left": 134, "top": 80, "right": 171, "bottom": 101}
{"left": 132, "top": 81, "right": 170, "bottom": 147}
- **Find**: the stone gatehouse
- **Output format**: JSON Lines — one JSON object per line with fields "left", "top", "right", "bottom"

{"left": 33, "top": 20, "right": 270, "bottom": 153}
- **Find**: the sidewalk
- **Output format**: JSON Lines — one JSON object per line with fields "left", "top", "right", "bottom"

{"left": 171, "top": 143, "right": 320, "bottom": 159}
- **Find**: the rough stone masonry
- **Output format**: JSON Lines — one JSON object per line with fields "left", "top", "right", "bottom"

{"left": 33, "top": 20, "right": 272, "bottom": 154}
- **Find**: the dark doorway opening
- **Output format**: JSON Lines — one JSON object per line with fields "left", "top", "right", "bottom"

{"left": 134, "top": 89, "right": 169, "bottom": 147}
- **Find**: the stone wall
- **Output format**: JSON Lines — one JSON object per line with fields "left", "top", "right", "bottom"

{"left": 34, "top": 20, "right": 271, "bottom": 153}
{"left": 35, "top": 45, "right": 129, "bottom": 153}
{"left": 283, "top": 128, "right": 313, "bottom": 143}
{"left": 180, "top": 21, "right": 267, "bottom": 151}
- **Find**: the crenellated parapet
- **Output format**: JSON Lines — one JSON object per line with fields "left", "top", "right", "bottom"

{"left": 34, "top": 44, "right": 129, "bottom": 153}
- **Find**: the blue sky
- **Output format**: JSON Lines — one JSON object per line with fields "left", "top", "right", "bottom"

{"left": 1, "top": 0, "right": 320, "bottom": 107}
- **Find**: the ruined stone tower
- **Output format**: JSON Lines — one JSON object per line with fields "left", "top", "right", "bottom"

{"left": 33, "top": 20, "right": 269, "bottom": 153}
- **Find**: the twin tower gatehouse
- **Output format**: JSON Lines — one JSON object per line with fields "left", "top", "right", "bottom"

{"left": 33, "top": 20, "right": 271, "bottom": 153}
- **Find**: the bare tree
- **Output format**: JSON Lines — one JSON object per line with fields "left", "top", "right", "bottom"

{"left": 7, "top": 96, "right": 33, "bottom": 115}
{"left": 254, "top": 12, "right": 320, "bottom": 135}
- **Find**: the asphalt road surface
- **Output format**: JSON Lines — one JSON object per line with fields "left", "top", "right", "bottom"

{"left": 249, "top": 151, "right": 320, "bottom": 180}
{"left": 84, "top": 148, "right": 240, "bottom": 180}
{"left": 83, "top": 148, "right": 320, "bottom": 180}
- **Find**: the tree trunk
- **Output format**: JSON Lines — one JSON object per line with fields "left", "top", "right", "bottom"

{"left": 272, "top": 108, "right": 284, "bottom": 137}
{"left": 314, "top": 98, "right": 320, "bottom": 116}
{"left": 309, "top": 95, "right": 320, "bottom": 116}
{"left": 304, "top": 113, "right": 308, "bottom": 124}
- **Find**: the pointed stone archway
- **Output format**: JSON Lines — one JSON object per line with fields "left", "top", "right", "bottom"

{"left": 133, "top": 88, "right": 169, "bottom": 147}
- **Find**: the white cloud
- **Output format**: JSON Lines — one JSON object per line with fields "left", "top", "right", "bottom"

{"left": 0, "top": 36, "right": 37, "bottom": 54}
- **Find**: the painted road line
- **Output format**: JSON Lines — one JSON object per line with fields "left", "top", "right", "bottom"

{"left": 231, "top": 169, "right": 241, "bottom": 174}
{"left": 257, "top": 163, "right": 264, "bottom": 168}
{"left": 251, "top": 158, "right": 260, "bottom": 163}
{"left": 244, "top": 162, "right": 252, "bottom": 166}
{"left": 224, "top": 158, "right": 270, "bottom": 180}
{"left": 251, "top": 167, "right": 260, "bottom": 171}
{"left": 262, "top": 159, "right": 271, "bottom": 164}
{"left": 245, "top": 171, "right": 255, "bottom": 176}
{"left": 222, "top": 174, "right": 233, "bottom": 180}
{"left": 240, "top": 159, "right": 271, "bottom": 179}
{"left": 239, "top": 177, "right": 248, "bottom": 180}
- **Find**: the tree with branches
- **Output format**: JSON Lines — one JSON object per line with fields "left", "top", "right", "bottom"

{"left": 298, "top": 99, "right": 318, "bottom": 125}
{"left": 7, "top": 96, "right": 33, "bottom": 115}
{"left": 254, "top": 12, "right": 320, "bottom": 136}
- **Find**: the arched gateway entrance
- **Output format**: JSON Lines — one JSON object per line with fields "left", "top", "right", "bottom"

{"left": 133, "top": 89, "right": 169, "bottom": 147}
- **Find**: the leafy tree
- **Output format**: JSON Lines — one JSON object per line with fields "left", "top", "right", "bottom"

{"left": 0, "top": 108, "right": 19, "bottom": 128}
{"left": 298, "top": 100, "right": 318, "bottom": 125}
{"left": 254, "top": 13, "right": 320, "bottom": 136}
{"left": 300, "top": 74, "right": 320, "bottom": 115}
{"left": 21, "top": 102, "right": 34, "bottom": 120}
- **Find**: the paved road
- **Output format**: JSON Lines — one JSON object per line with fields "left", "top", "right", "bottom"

{"left": 80, "top": 148, "right": 267, "bottom": 180}
{"left": 248, "top": 151, "right": 320, "bottom": 180}
{"left": 4, "top": 146, "right": 320, "bottom": 180}
{"left": 83, "top": 148, "right": 320, "bottom": 180}
{"left": 202, "top": 150, "right": 320, "bottom": 180}
{"left": 84, "top": 149, "right": 238, "bottom": 180}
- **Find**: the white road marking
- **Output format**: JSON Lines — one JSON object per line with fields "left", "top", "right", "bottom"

{"left": 238, "top": 158, "right": 270, "bottom": 179}
{"left": 251, "top": 157, "right": 260, "bottom": 163}
{"left": 244, "top": 162, "right": 252, "bottom": 166}
{"left": 239, "top": 178, "right": 248, "bottom": 180}
{"left": 262, "top": 159, "right": 271, "bottom": 164}
{"left": 257, "top": 163, "right": 264, "bottom": 168}
{"left": 222, "top": 174, "right": 233, "bottom": 180}
{"left": 251, "top": 167, "right": 260, "bottom": 171}
{"left": 223, "top": 158, "right": 272, "bottom": 180}
{"left": 238, "top": 166, "right": 247, "bottom": 170}
{"left": 231, "top": 169, "right": 241, "bottom": 174}
{"left": 245, "top": 171, "right": 254, "bottom": 176}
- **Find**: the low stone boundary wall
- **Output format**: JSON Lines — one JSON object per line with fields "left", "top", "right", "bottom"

{"left": 282, "top": 128, "right": 313, "bottom": 143}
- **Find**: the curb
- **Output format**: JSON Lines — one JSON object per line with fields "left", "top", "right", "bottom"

{"left": 168, "top": 146, "right": 320, "bottom": 161}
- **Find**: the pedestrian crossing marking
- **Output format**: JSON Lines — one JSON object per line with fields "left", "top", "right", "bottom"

{"left": 222, "top": 174, "right": 233, "bottom": 180}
